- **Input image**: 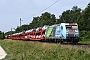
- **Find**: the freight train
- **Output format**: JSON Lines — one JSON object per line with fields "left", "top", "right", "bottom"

{"left": 5, "top": 23, "right": 79, "bottom": 43}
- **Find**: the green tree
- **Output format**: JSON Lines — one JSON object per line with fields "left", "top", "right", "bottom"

{"left": 15, "top": 25, "right": 30, "bottom": 33}
{"left": 29, "top": 12, "right": 56, "bottom": 29}
{"left": 0, "top": 31, "right": 5, "bottom": 39}
{"left": 75, "top": 3, "right": 90, "bottom": 31}
{"left": 59, "top": 6, "right": 81, "bottom": 23}
{"left": 29, "top": 16, "right": 40, "bottom": 29}
{"left": 39, "top": 12, "right": 56, "bottom": 26}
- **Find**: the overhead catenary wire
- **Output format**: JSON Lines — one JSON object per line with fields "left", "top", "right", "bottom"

{"left": 23, "top": 0, "right": 86, "bottom": 20}
{"left": 23, "top": 0, "right": 59, "bottom": 19}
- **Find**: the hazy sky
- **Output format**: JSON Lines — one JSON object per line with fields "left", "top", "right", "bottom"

{"left": 0, "top": 0, "right": 90, "bottom": 32}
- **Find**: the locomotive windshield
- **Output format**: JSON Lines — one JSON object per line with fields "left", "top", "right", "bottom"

{"left": 66, "top": 25, "right": 78, "bottom": 30}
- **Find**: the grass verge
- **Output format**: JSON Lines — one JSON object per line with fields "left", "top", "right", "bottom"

{"left": 0, "top": 39, "right": 90, "bottom": 60}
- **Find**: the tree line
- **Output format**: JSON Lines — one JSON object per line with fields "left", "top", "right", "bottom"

{"left": 4, "top": 3, "right": 90, "bottom": 40}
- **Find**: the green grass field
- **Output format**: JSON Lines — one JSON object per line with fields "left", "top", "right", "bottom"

{"left": 0, "top": 39, "right": 90, "bottom": 60}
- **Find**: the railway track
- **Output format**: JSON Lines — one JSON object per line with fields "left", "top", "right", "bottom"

{"left": 60, "top": 43, "right": 90, "bottom": 52}
{"left": 41, "top": 41, "right": 90, "bottom": 52}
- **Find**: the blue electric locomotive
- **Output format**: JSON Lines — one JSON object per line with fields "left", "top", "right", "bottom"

{"left": 45, "top": 23, "right": 79, "bottom": 43}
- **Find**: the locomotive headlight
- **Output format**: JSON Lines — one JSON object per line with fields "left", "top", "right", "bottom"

{"left": 66, "top": 33, "right": 69, "bottom": 37}
{"left": 66, "top": 31, "right": 69, "bottom": 37}
{"left": 75, "top": 30, "right": 78, "bottom": 32}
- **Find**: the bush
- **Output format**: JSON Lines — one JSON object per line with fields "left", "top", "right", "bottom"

{"left": 80, "top": 30, "right": 90, "bottom": 41}
{"left": 0, "top": 31, "right": 5, "bottom": 39}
